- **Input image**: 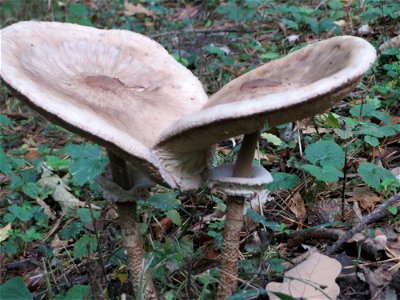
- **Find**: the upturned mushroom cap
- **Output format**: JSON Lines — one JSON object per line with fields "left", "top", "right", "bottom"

{"left": 158, "top": 36, "right": 377, "bottom": 154}
{"left": 0, "top": 21, "right": 208, "bottom": 187}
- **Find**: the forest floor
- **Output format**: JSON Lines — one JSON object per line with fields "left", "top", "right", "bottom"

{"left": 0, "top": 1, "right": 399, "bottom": 299}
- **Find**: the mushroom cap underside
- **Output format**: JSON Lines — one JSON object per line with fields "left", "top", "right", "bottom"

{"left": 0, "top": 21, "right": 208, "bottom": 173}
{"left": 158, "top": 36, "right": 377, "bottom": 152}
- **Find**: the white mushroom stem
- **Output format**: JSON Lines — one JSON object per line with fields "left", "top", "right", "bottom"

{"left": 107, "top": 151, "right": 159, "bottom": 300}
{"left": 217, "top": 131, "right": 260, "bottom": 299}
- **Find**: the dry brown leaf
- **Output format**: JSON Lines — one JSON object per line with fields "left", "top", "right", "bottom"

{"left": 51, "top": 234, "right": 68, "bottom": 256}
{"left": 37, "top": 169, "right": 100, "bottom": 213}
{"left": 289, "top": 191, "right": 307, "bottom": 222}
{"left": 151, "top": 217, "right": 172, "bottom": 240}
{"left": 266, "top": 252, "right": 341, "bottom": 299}
{"left": 23, "top": 147, "right": 41, "bottom": 160}
{"left": 124, "top": 1, "right": 156, "bottom": 18}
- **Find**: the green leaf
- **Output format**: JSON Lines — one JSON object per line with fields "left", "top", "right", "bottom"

{"left": 325, "top": 112, "right": 340, "bottom": 129}
{"left": 74, "top": 235, "right": 97, "bottom": 259}
{"left": 147, "top": 192, "right": 180, "bottom": 212}
{"left": 358, "top": 162, "right": 396, "bottom": 190}
{"left": 261, "top": 133, "right": 283, "bottom": 146}
{"left": 245, "top": 208, "right": 281, "bottom": 231}
{"left": 388, "top": 205, "right": 397, "bottom": 216}
{"left": 364, "top": 136, "right": 380, "bottom": 147}
{"left": 227, "top": 289, "right": 268, "bottom": 300}
{"left": 0, "top": 276, "right": 33, "bottom": 300}
{"left": 69, "top": 3, "right": 87, "bottom": 17}
{"left": 55, "top": 285, "right": 90, "bottom": 300}
{"left": 266, "top": 172, "right": 300, "bottom": 192}
{"left": 269, "top": 257, "right": 284, "bottom": 272}
{"left": 0, "top": 114, "right": 14, "bottom": 125}
{"left": 304, "top": 140, "right": 344, "bottom": 169}
{"left": 20, "top": 227, "right": 43, "bottom": 242}
{"left": 0, "top": 148, "right": 13, "bottom": 175}
{"left": 65, "top": 144, "right": 108, "bottom": 186}
{"left": 166, "top": 209, "right": 182, "bottom": 226}
{"left": 261, "top": 52, "right": 280, "bottom": 60}
{"left": 77, "top": 208, "right": 100, "bottom": 223}
{"left": 303, "top": 164, "right": 343, "bottom": 182}
{"left": 59, "top": 221, "right": 83, "bottom": 240}
{"left": 46, "top": 156, "right": 70, "bottom": 170}
{"left": 22, "top": 182, "right": 40, "bottom": 199}
{"left": 8, "top": 202, "right": 34, "bottom": 222}
{"left": 203, "top": 44, "right": 226, "bottom": 56}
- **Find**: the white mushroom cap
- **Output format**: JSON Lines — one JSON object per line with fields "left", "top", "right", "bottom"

{"left": 158, "top": 36, "right": 377, "bottom": 153}
{"left": 0, "top": 21, "right": 208, "bottom": 186}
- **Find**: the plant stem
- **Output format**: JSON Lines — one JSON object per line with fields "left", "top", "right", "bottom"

{"left": 108, "top": 151, "right": 158, "bottom": 300}
{"left": 218, "top": 131, "right": 260, "bottom": 299}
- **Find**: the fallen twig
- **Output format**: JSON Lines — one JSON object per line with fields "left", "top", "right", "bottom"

{"left": 325, "top": 193, "right": 400, "bottom": 255}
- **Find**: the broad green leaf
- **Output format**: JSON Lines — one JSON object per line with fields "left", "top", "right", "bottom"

{"left": 261, "top": 52, "right": 280, "bottom": 60}
{"left": 0, "top": 276, "right": 33, "bottom": 300}
{"left": 77, "top": 208, "right": 100, "bottom": 223}
{"left": 304, "top": 140, "right": 345, "bottom": 169}
{"left": 166, "top": 209, "right": 182, "bottom": 226}
{"left": 65, "top": 144, "right": 108, "bottom": 186}
{"left": 8, "top": 202, "right": 34, "bottom": 222}
{"left": 325, "top": 112, "right": 340, "bottom": 129}
{"left": 358, "top": 162, "right": 396, "bottom": 190}
{"left": 203, "top": 44, "right": 226, "bottom": 56}
{"left": 269, "top": 257, "right": 285, "bottom": 273}
{"left": 74, "top": 235, "right": 97, "bottom": 259}
{"left": 388, "top": 205, "right": 397, "bottom": 215}
{"left": 55, "top": 285, "right": 90, "bottom": 300}
{"left": 303, "top": 164, "right": 343, "bottom": 182}
{"left": 266, "top": 172, "right": 300, "bottom": 191}
{"left": 364, "top": 136, "right": 380, "bottom": 147}
{"left": 22, "top": 182, "right": 40, "bottom": 199}
{"left": 245, "top": 208, "right": 281, "bottom": 231}
{"left": 59, "top": 221, "right": 83, "bottom": 240}
{"left": 147, "top": 192, "right": 180, "bottom": 212}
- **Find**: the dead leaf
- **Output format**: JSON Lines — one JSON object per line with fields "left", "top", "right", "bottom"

{"left": 23, "top": 147, "right": 41, "bottom": 160}
{"left": 0, "top": 223, "right": 12, "bottom": 242}
{"left": 124, "top": 1, "right": 156, "bottom": 18}
{"left": 347, "top": 188, "right": 381, "bottom": 211}
{"left": 266, "top": 252, "right": 341, "bottom": 299}
{"left": 37, "top": 168, "right": 100, "bottom": 213}
{"left": 362, "top": 266, "right": 392, "bottom": 299}
{"left": 51, "top": 234, "right": 68, "bottom": 256}
{"left": 289, "top": 191, "right": 307, "bottom": 223}
{"left": 151, "top": 217, "right": 172, "bottom": 240}
{"left": 175, "top": 5, "right": 200, "bottom": 20}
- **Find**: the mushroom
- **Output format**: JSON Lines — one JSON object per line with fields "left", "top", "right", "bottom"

{"left": 156, "top": 36, "right": 376, "bottom": 298}
{"left": 0, "top": 21, "right": 209, "bottom": 300}
{"left": 1, "top": 20, "right": 377, "bottom": 299}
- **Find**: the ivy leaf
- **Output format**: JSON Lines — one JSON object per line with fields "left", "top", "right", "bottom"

{"left": 245, "top": 208, "right": 281, "bottom": 231}
{"left": 59, "top": 221, "right": 83, "bottom": 240}
{"left": 303, "top": 164, "right": 343, "bottom": 182}
{"left": 358, "top": 162, "right": 396, "bottom": 190}
{"left": 8, "top": 202, "right": 34, "bottom": 222}
{"left": 266, "top": 172, "right": 300, "bottom": 192}
{"left": 147, "top": 192, "right": 180, "bottom": 212}
{"left": 65, "top": 144, "right": 108, "bottom": 186}
{"left": 22, "top": 182, "right": 40, "bottom": 199}
{"left": 77, "top": 208, "right": 100, "bottom": 223}
{"left": 304, "top": 140, "right": 344, "bottom": 169}
{"left": 0, "top": 276, "right": 33, "bottom": 300}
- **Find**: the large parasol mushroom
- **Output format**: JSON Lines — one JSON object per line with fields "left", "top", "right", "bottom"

{"left": 1, "top": 21, "right": 376, "bottom": 299}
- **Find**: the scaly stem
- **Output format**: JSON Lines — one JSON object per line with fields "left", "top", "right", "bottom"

{"left": 108, "top": 151, "right": 158, "bottom": 300}
{"left": 217, "top": 131, "right": 260, "bottom": 299}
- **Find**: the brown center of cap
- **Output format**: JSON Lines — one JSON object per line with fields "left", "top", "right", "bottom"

{"left": 84, "top": 75, "right": 125, "bottom": 92}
